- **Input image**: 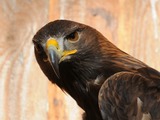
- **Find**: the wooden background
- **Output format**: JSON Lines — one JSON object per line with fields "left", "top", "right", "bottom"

{"left": 0, "top": 0, "right": 160, "bottom": 120}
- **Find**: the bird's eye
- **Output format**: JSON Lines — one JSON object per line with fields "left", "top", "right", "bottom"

{"left": 66, "top": 31, "right": 79, "bottom": 43}
{"left": 34, "top": 43, "right": 43, "bottom": 53}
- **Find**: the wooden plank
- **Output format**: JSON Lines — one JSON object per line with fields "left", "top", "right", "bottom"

{"left": 0, "top": 0, "right": 49, "bottom": 120}
{"left": 48, "top": 1, "right": 83, "bottom": 120}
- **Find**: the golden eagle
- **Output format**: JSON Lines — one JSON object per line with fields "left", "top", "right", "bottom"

{"left": 33, "top": 20, "right": 160, "bottom": 120}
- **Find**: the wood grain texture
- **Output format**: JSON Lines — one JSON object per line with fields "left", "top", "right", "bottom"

{"left": 0, "top": 0, "right": 49, "bottom": 120}
{"left": 0, "top": 0, "right": 160, "bottom": 120}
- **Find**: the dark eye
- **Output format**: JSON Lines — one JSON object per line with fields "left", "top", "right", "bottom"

{"left": 34, "top": 43, "right": 43, "bottom": 53}
{"left": 66, "top": 31, "right": 79, "bottom": 42}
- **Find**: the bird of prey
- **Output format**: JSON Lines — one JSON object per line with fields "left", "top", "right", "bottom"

{"left": 32, "top": 20, "right": 160, "bottom": 120}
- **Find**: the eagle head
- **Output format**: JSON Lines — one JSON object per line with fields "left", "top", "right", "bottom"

{"left": 32, "top": 20, "right": 108, "bottom": 88}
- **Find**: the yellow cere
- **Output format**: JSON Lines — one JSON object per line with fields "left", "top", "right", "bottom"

{"left": 46, "top": 39, "right": 59, "bottom": 49}
{"left": 62, "top": 49, "right": 77, "bottom": 57}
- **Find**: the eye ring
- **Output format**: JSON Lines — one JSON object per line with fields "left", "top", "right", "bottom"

{"left": 66, "top": 31, "right": 79, "bottom": 43}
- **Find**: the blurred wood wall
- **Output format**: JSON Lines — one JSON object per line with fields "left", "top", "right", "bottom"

{"left": 0, "top": 0, "right": 160, "bottom": 120}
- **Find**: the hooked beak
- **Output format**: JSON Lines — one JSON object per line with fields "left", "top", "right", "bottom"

{"left": 46, "top": 39, "right": 77, "bottom": 79}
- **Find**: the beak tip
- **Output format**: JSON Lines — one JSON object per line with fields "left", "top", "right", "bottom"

{"left": 53, "top": 65, "right": 60, "bottom": 79}
{"left": 47, "top": 46, "right": 61, "bottom": 79}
